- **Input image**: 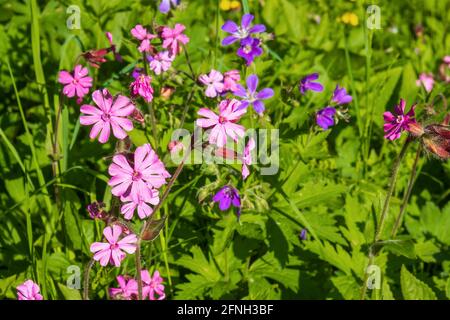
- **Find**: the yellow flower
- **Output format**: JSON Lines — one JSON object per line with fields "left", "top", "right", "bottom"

{"left": 340, "top": 12, "right": 359, "bottom": 26}
{"left": 220, "top": 0, "right": 241, "bottom": 11}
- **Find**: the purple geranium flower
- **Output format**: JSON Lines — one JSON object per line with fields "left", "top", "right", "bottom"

{"left": 237, "top": 37, "right": 263, "bottom": 66}
{"left": 299, "top": 229, "right": 307, "bottom": 240}
{"left": 383, "top": 99, "right": 416, "bottom": 141}
{"left": 316, "top": 107, "right": 336, "bottom": 130}
{"left": 332, "top": 85, "right": 352, "bottom": 105}
{"left": 213, "top": 186, "right": 241, "bottom": 211}
{"left": 299, "top": 73, "right": 324, "bottom": 95}
{"left": 159, "top": 0, "right": 180, "bottom": 14}
{"left": 234, "top": 74, "right": 274, "bottom": 114}
{"left": 221, "top": 13, "right": 266, "bottom": 46}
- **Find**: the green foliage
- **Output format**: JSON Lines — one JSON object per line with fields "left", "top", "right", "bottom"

{"left": 0, "top": 0, "right": 449, "bottom": 301}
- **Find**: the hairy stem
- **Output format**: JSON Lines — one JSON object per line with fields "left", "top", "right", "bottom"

{"left": 135, "top": 244, "right": 143, "bottom": 300}
{"left": 83, "top": 258, "right": 95, "bottom": 300}
{"left": 361, "top": 138, "right": 411, "bottom": 299}
{"left": 391, "top": 144, "right": 422, "bottom": 238}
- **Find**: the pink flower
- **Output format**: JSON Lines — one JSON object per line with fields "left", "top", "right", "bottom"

{"left": 241, "top": 138, "right": 255, "bottom": 180}
{"left": 416, "top": 72, "right": 434, "bottom": 93}
{"left": 58, "top": 65, "right": 92, "bottom": 101}
{"left": 162, "top": 23, "right": 189, "bottom": 55}
{"left": 17, "top": 280, "right": 43, "bottom": 300}
{"left": 109, "top": 275, "right": 138, "bottom": 300}
{"left": 148, "top": 51, "right": 174, "bottom": 75}
{"left": 383, "top": 99, "right": 416, "bottom": 141}
{"left": 90, "top": 225, "right": 137, "bottom": 267}
{"left": 223, "top": 70, "right": 240, "bottom": 92}
{"left": 108, "top": 144, "right": 171, "bottom": 203}
{"left": 198, "top": 70, "right": 224, "bottom": 98}
{"left": 196, "top": 99, "right": 246, "bottom": 147}
{"left": 142, "top": 270, "right": 165, "bottom": 300}
{"left": 131, "top": 24, "right": 157, "bottom": 52}
{"left": 444, "top": 55, "right": 450, "bottom": 65}
{"left": 130, "top": 74, "right": 154, "bottom": 102}
{"left": 120, "top": 188, "right": 160, "bottom": 220}
{"left": 80, "top": 89, "right": 135, "bottom": 144}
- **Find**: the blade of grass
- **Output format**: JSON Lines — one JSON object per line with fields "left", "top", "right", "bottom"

{"left": 6, "top": 58, "right": 53, "bottom": 217}
{"left": 0, "top": 128, "right": 35, "bottom": 190}
{"left": 242, "top": 0, "right": 250, "bottom": 14}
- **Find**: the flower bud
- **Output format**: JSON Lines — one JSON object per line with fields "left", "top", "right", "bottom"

{"left": 160, "top": 86, "right": 175, "bottom": 100}
{"left": 87, "top": 201, "right": 106, "bottom": 220}
{"left": 422, "top": 124, "right": 450, "bottom": 160}
{"left": 407, "top": 122, "right": 425, "bottom": 137}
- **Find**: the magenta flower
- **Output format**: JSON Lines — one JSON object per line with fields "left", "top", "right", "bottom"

{"left": 223, "top": 70, "right": 240, "bottom": 92}
{"left": 131, "top": 24, "right": 157, "bottom": 52}
{"left": 383, "top": 99, "right": 416, "bottom": 141}
{"left": 162, "top": 24, "right": 189, "bottom": 56}
{"left": 241, "top": 138, "right": 255, "bottom": 180}
{"left": 109, "top": 276, "right": 138, "bottom": 300}
{"left": 331, "top": 85, "right": 352, "bottom": 105}
{"left": 120, "top": 188, "right": 160, "bottom": 220}
{"left": 58, "top": 65, "right": 93, "bottom": 102}
{"left": 17, "top": 280, "right": 43, "bottom": 300}
{"left": 213, "top": 185, "right": 241, "bottom": 211}
{"left": 108, "top": 144, "right": 171, "bottom": 203}
{"left": 316, "top": 107, "right": 336, "bottom": 130}
{"left": 90, "top": 225, "right": 137, "bottom": 267}
{"left": 80, "top": 89, "right": 135, "bottom": 144}
{"left": 221, "top": 13, "right": 266, "bottom": 46}
{"left": 148, "top": 51, "right": 174, "bottom": 75}
{"left": 234, "top": 74, "right": 274, "bottom": 114}
{"left": 105, "top": 32, "right": 123, "bottom": 62}
{"left": 198, "top": 69, "right": 225, "bottom": 98}
{"left": 299, "top": 73, "right": 324, "bottom": 95}
{"left": 416, "top": 73, "right": 434, "bottom": 93}
{"left": 142, "top": 270, "right": 165, "bottom": 300}
{"left": 196, "top": 99, "right": 246, "bottom": 147}
{"left": 130, "top": 74, "right": 154, "bottom": 102}
{"left": 159, "top": 0, "right": 180, "bottom": 14}
{"left": 237, "top": 37, "right": 263, "bottom": 66}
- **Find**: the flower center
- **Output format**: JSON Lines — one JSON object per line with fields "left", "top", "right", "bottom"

{"left": 132, "top": 170, "right": 142, "bottom": 181}
{"left": 236, "top": 27, "right": 249, "bottom": 39}
{"left": 396, "top": 115, "right": 404, "bottom": 124}
{"left": 218, "top": 116, "right": 227, "bottom": 124}
{"left": 101, "top": 113, "right": 111, "bottom": 122}
{"left": 243, "top": 45, "right": 252, "bottom": 54}
{"left": 110, "top": 243, "right": 119, "bottom": 250}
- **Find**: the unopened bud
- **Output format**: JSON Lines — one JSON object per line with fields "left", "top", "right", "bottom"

{"left": 87, "top": 201, "right": 106, "bottom": 220}
{"left": 131, "top": 108, "right": 145, "bottom": 124}
{"left": 160, "top": 86, "right": 175, "bottom": 100}
{"left": 408, "top": 122, "right": 425, "bottom": 137}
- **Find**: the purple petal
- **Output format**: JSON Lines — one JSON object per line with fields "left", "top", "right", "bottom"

{"left": 233, "top": 84, "right": 248, "bottom": 98}
{"left": 222, "top": 21, "right": 239, "bottom": 33}
{"left": 246, "top": 74, "right": 259, "bottom": 93}
{"left": 222, "top": 35, "right": 239, "bottom": 46}
{"left": 249, "top": 24, "right": 266, "bottom": 34}
{"left": 306, "top": 82, "right": 324, "bottom": 92}
{"left": 241, "top": 14, "right": 254, "bottom": 29}
{"left": 219, "top": 197, "right": 231, "bottom": 211}
{"left": 253, "top": 100, "right": 265, "bottom": 114}
{"left": 256, "top": 88, "right": 274, "bottom": 100}
{"left": 236, "top": 100, "right": 250, "bottom": 110}
{"left": 159, "top": 0, "right": 170, "bottom": 13}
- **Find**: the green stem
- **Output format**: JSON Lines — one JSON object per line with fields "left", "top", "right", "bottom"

{"left": 361, "top": 138, "right": 411, "bottom": 299}
{"left": 82, "top": 258, "right": 95, "bottom": 300}
{"left": 391, "top": 144, "right": 422, "bottom": 238}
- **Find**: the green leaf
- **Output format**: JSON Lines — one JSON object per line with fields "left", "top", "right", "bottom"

{"left": 400, "top": 265, "right": 437, "bottom": 300}
{"left": 57, "top": 283, "right": 82, "bottom": 300}
{"left": 380, "top": 238, "right": 416, "bottom": 259}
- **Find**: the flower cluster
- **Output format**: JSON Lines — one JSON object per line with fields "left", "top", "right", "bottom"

{"left": 129, "top": 23, "right": 188, "bottom": 102}
{"left": 108, "top": 143, "right": 170, "bottom": 220}
{"left": 198, "top": 69, "right": 240, "bottom": 98}
{"left": 221, "top": 13, "right": 267, "bottom": 65}
{"left": 110, "top": 270, "right": 165, "bottom": 300}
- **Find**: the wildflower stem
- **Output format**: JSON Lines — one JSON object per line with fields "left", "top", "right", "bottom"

{"left": 135, "top": 147, "right": 192, "bottom": 299}
{"left": 142, "top": 53, "right": 159, "bottom": 150}
{"left": 183, "top": 44, "right": 196, "bottom": 80}
{"left": 82, "top": 258, "right": 95, "bottom": 300}
{"left": 391, "top": 143, "right": 422, "bottom": 238}
{"left": 374, "top": 138, "right": 411, "bottom": 242}
{"left": 135, "top": 244, "right": 143, "bottom": 300}
{"left": 360, "top": 137, "right": 411, "bottom": 299}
